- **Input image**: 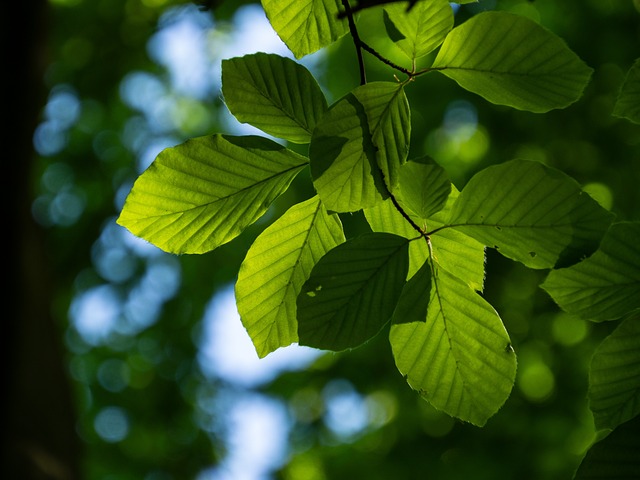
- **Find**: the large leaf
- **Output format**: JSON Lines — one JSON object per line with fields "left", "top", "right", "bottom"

{"left": 542, "top": 222, "right": 640, "bottom": 322}
{"left": 236, "top": 196, "right": 345, "bottom": 358}
{"left": 222, "top": 53, "right": 328, "bottom": 144}
{"left": 390, "top": 263, "right": 516, "bottom": 426}
{"left": 117, "top": 135, "right": 307, "bottom": 254}
{"left": 446, "top": 159, "right": 613, "bottom": 269}
{"left": 310, "top": 82, "right": 411, "bottom": 212}
{"left": 297, "top": 233, "right": 409, "bottom": 351}
{"left": 432, "top": 12, "right": 593, "bottom": 112}
{"left": 574, "top": 415, "right": 640, "bottom": 479}
{"left": 365, "top": 187, "right": 485, "bottom": 290}
{"left": 588, "top": 316, "right": 640, "bottom": 432}
{"left": 383, "top": 0, "right": 453, "bottom": 60}
{"left": 613, "top": 58, "right": 640, "bottom": 124}
{"left": 261, "top": 0, "right": 348, "bottom": 59}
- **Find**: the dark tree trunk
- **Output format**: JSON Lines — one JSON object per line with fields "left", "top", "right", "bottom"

{"left": 3, "top": 1, "right": 82, "bottom": 478}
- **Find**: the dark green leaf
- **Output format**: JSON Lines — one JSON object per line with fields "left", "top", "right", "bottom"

{"left": 542, "top": 222, "right": 640, "bottom": 321}
{"left": 613, "top": 58, "right": 640, "bottom": 124}
{"left": 297, "top": 233, "right": 409, "bottom": 351}
{"left": 391, "top": 258, "right": 431, "bottom": 325}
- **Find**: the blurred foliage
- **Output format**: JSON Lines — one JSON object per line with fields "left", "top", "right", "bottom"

{"left": 26, "top": 0, "right": 639, "bottom": 479}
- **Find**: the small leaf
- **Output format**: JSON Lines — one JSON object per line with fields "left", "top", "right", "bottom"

{"left": 542, "top": 222, "right": 640, "bottom": 322}
{"left": 396, "top": 156, "right": 451, "bottom": 219}
{"left": 297, "top": 233, "right": 409, "bottom": 351}
{"left": 117, "top": 135, "right": 307, "bottom": 254}
{"left": 310, "top": 82, "right": 411, "bottom": 212}
{"left": 391, "top": 258, "right": 431, "bottom": 325}
{"left": 447, "top": 159, "right": 613, "bottom": 269}
{"left": 383, "top": 0, "right": 453, "bottom": 60}
{"left": 432, "top": 12, "right": 593, "bottom": 112}
{"left": 588, "top": 315, "right": 640, "bottom": 432}
{"left": 613, "top": 58, "right": 640, "bottom": 124}
{"left": 222, "top": 53, "right": 328, "bottom": 143}
{"left": 236, "top": 196, "right": 345, "bottom": 358}
{"left": 390, "top": 263, "right": 516, "bottom": 426}
{"left": 261, "top": 0, "right": 348, "bottom": 59}
{"left": 573, "top": 416, "right": 640, "bottom": 479}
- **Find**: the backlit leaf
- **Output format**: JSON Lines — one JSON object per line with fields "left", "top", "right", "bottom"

{"left": 222, "top": 53, "right": 328, "bottom": 143}
{"left": 395, "top": 156, "right": 451, "bottom": 220}
{"left": 613, "top": 58, "right": 640, "bottom": 124}
{"left": 432, "top": 12, "right": 593, "bottom": 112}
{"left": 236, "top": 196, "right": 345, "bottom": 358}
{"left": 261, "top": 0, "right": 348, "bottom": 58}
{"left": 297, "top": 233, "right": 409, "bottom": 351}
{"left": 310, "top": 82, "right": 411, "bottom": 212}
{"left": 383, "top": 0, "right": 453, "bottom": 60}
{"left": 446, "top": 159, "right": 613, "bottom": 269}
{"left": 588, "top": 316, "right": 640, "bottom": 432}
{"left": 390, "top": 263, "right": 516, "bottom": 426}
{"left": 117, "top": 135, "right": 307, "bottom": 254}
{"left": 542, "top": 222, "right": 640, "bottom": 322}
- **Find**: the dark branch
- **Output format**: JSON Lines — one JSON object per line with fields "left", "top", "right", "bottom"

{"left": 341, "top": 0, "right": 367, "bottom": 85}
{"left": 338, "top": 0, "right": 418, "bottom": 18}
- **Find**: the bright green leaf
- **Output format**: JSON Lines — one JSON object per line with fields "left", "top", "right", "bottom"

{"left": 613, "top": 58, "right": 640, "bottom": 124}
{"left": 432, "top": 12, "right": 593, "bottom": 112}
{"left": 446, "top": 159, "right": 613, "bottom": 269}
{"left": 236, "top": 196, "right": 345, "bottom": 358}
{"left": 390, "top": 263, "right": 516, "bottom": 426}
{"left": 383, "top": 0, "right": 453, "bottom": 60}
{"left": 222, "top": 53, "right": 328, "bottom": 143}
{"left": 574, "top": 415, "right": 640, "bottom": 479}
{"left": 396, "top": 156, "right": 451, "bottom": 220}
{"left": 261, "top": 0, "right": 348, "bottom": 59}
{"left": 297, "top": 233, "right": 409, "bottom": 351}
{"left": 117, "top": 135, "right": 307, "bottom": 254}
{"left": 588, "top": 316, "right": 640, "bottom": 432}
{"left": 391, "top": 258, "right": 431, "bottom": 325}
{"left": 310, "top": 82, "right": 411, "bottom": 212}
{"left": 542, "top": 222, "right": 640, "bottom": 322}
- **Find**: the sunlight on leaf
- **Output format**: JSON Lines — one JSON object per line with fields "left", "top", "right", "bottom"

{"left": 390, "top": 262, "right": 516, "bottom": 426}
{"left": 236, "top": 196, "right": 345, "bottom": 358}
{"left": 432, "top": 12, "right": 593, "bottom": 112}
{"left": 117, "top": 134, "right": 307, "bottom": 254}
{"left": 222, "top": 53, "right": 328, "bottom": 143}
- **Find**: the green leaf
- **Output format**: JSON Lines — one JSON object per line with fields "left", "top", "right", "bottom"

{"left": 236, "top": 196, "right": 345, "bottom": 358}
{"left": 390, "top": 263, "right": 516, "bottom": 426}
{"left": 261, "top": 0, "right": 348, "bottom": 59}
{"left": 588, "top": 315, "right": 640, "bottom": 432}
{"left": 383, "top": 0, "right": 453, "bottom": 60}
{"left": 542, "top": 222, "right": 640, "bottom": 322}
{"left": 446, "top": 159, "right": 613, "bottom": 269}
{"left": 310, "top": 82, "right": 411, "bottom": 212}
{"left": 222, "top": 53, "right": 328, "bottom": 144}
{"left": 574, "top": 415, "right": 640, "bottom": 479}
{"left": 613, "top": 58, "right": 640, "bottom": 124}
{"left": 364, "top": 187, "right": 485, "bottom": 291}
{"left": 432, "top": 11, "right": 593, "bottom": 112}
{"left": 297, "top": 233, "right": 409, "bottom": 351}
{"left": 117, "top": 135, "right": 307, "bottom": 254}
{"left": 395, "top": 156, "right": 451, "bottom": 220}
{"left": 391, "top": 258, "right": 431, "bottom": 325}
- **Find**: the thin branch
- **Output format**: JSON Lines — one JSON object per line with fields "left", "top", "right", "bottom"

{"left": 360, "top": 41, "right": 413, "bottom": 77}
{"left": 337, "top": 0, "right": 418, "bottom": 18}
{"left": 341, "top": 0, "right": 367, "bottom": 85}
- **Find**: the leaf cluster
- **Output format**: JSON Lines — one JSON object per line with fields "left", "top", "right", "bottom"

{"left": 117, "top": 0, "right": 640, "bottom": 472}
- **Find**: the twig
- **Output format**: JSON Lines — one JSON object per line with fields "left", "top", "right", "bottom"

{"left": 341, "top": 0, "right": 367, "bottom": 85}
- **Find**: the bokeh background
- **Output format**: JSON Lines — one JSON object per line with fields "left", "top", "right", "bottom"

{"left": 7, "top": 0, "right": 640, "bottom": 479}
